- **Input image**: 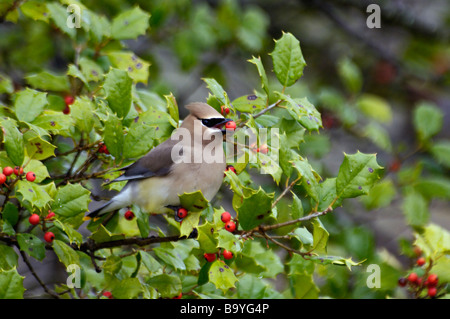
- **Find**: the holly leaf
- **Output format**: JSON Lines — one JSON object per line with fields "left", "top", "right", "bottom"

{"left": 202, "top": 78, "right": 230, "bottom": 107}
{"left": 289, "top": 273, "right": 319, "bottom": 299}
{"left": 248, "top": 56, "right": 269, "bottom": 96}
{"left": 165, "top": 93, "right": 179, "bottom": 124}
{"left": 16, "top": 181, "right": 53, "bottom": 209}
{"left": 270, "top": 32, "right": 306, "bottom": 87}
{"left": 111, "top": 6, "right": 150, "bottom": 40}
{"left": 52, "top": 240, "right": 80, "bottom": 267}
{"left": 208, "top": 260, "right": 238, "bottom": 293}
{"left": 413, "top": 101, "right": 443, "bottom": 141}
{"left": 197, "top": 221, "right": 219, "bottom": 254}
{"left": 89, "top": 224, "right": 125, "bottom": 243}
{"left": 179, "top": 190, "right": 209, "bottom": 212}
{"left": 237, "top": 187, "right": 273, "bottom": 231}
{"left": 336, "top": 151, "right": 382, "bottom": 199}
{"left": 16, "top": 233, "right": 46, "bottom": 261}
{"left": 106, "top": 51, "right": 150, "bottom": 84}
{"left": 51, "top": 184, "right": 91, "bottom": 218}
{"left": 0, "top": 268, "right": 24, "bottom": 299}
{"left": 1, "top": 118, "right": 25, "bottom": 166}
{"left": 312, "top": 218, "right": 329, "bottom": 254}
{"left": 103, "top": 112, "right": 124, "bottom": 160}
{"left": 146, "top": 274, "right": 181, "bottom": 299}
{"left": 103, "top": 68, "right": 133, "bottom": 119}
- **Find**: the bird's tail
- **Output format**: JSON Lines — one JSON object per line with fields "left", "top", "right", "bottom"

{"left": 83, "top": 184, "right": 132, "bottom": 221}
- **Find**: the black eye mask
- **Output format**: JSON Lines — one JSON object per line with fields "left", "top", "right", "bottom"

{"left": 201, "top": 118, "right": 230, "bottom": 128}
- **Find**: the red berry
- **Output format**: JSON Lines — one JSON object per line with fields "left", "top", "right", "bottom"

{"left": 221, "top": 212, "right": 232, "bottom": 223}
{"left": 408, "top": 272, "right": 418, "bottom": 283}
{"left": 29, "top": 214, "right": 40, "bottom": 226}
{"left": 44, "top": 231, "right": 55, "bottom": 243}
{"left": 225, "top": 221, "right": 236, "bottom": 233}
{"left": 204, "top": 253, "right": 216, "bottom": 262}
{"left": 427, "top": 287, "right": 437, "bottom": 298}
{"left": 259, "top": 144, "right": 269, "bottom": 154}
{"left": 64, "top": 96, "right": 75, "bottom": 106}
{"left": 102, "top": 291, "right": 113, "bottom": 299}
{"left": 398, "top": 277, "right": 407, "bottom": 287}
{"left": 13, "top": 166, "right": 23, "bottom": 176}
{"left": 3, "top": 166, "right": 13, "bottom": 176}
{"left": 45, "top": 211, "right": 56, "bottom": 220}
{"left": 63, "top": 105, "right": 71, "bottom": 115}
{"left": 172, "top": 293, "right": 182, "bottom": 299}
{"left": 0, "top": 173, "right": 6, "bottom": 185}
{"left": 124, "top": 210, "right": 135, "bottom": 220}
{"left": 26, "top": 171, "right": 36, "bottom": 182}
{"left": 427, "top": 274, "right": 438, "bottom": 287}
{"left": 177, "top": 208, "right": 188, "bottom": 219}
{"left": 389, "top": 160, "right": 401, "bottom": 172}
{"left": 226, "top": 165, "right": 236, "bottom": 174}
{"left": 416, "top": 257, "right": 426, "bottom": 266}
{"left": 221, "top": 105, "right": 230, "bottom": 115}
{"left": 222, "top": 250, "right": 233, "bottom": 260}
{"left": 225, "top": 121, "right": 236, "bottom": 130}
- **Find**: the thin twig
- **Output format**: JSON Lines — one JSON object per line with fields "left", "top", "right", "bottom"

{"left": 19, "top": 250, "right": 60, "bottom": 299}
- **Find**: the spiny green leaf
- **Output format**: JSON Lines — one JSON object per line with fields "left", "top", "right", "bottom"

{"left": 270, "top": 32, "right": 306, "bottom": 87}
{"left": 53, "top": 240, "right": 80, "bottom": 267}
{"left": 1, "top": 118, "right": 24, "bottom": 166}
{"left": 197, "top": 221, "right": 219, "bottom": 254}
{"left": 248, "top": 56, "right": 269, "bottom": 96}
{"left": 103, "top": 112, "right": 124, "bottom": 160}
{"left": 208, "top": 259, "right": 238, "bottom": 293}
{"left": 413, "top": 101, "right": 443, "bottom": 141}
{"left": 146, "top": 274, "right": 181, "bottom": 299}
{"left": 51, "top": 184, "right": 91, "bottom": 218}
{"left": 16, "top": 180, "right": 53, "bottom": 209}
{"left": 0, "top": 268, "right": 24, "bottom": 299}
{"left": 336, "top": 151, "right": 382, "bottom": 199}
{"left": 111, "top": 6, "right": 150, "bottom": 40}
{"left": 103, "top": 68, "right": 133, "bottom": 119}
{"left": 16, "top": 233, "right": 46, "bottom": 261}
{"left": 237, "top": 187, "right": 273, "bottom": 231}
{"left": 312, "top": 218, "right": 329, "bottom": 254}
{"left": 106, "top": 51, "right": 150, "bottom": 84}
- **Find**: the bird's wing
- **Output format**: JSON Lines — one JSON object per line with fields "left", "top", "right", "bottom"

{"left": 110, "top": 138, "right": 180, "bottom": 183}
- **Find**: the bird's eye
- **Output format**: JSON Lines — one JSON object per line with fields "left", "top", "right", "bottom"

{"left": 201, "top": 118, "right": 225, "bottom": 128}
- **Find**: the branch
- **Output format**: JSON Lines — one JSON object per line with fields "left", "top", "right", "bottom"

{"left": 18, "top": 249, "right": 60, "bottom": 299}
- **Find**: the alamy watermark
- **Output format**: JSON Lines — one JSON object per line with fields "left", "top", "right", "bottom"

{"left": 66, "top": 4, "right": 81, "bottom": 29}
{"left": 366, "top": 4, "right": 381, "bottom": 29}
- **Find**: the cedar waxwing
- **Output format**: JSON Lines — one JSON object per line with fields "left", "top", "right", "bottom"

{"left": 85, "top": 102, "right": 233, "bottom": 221}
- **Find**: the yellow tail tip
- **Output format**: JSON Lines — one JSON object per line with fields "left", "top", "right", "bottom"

{"left": 82, "top": 216, "right": 92, "bottom": 221}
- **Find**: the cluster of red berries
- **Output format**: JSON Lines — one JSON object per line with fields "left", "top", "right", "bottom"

{"left": 221, "top": 211, "right": 236, "bottom": 233}
{"left": 0, "top": 166, "right": 36, "bottom": 184}
{"left": 28, "top": 210, "right": 57, "bottom": 243}
{"left": 63, "top": 95, "right": 74, "bottom": 114}
{"left": 221, "top": 105, "right": 230, "bottom": 115}
{"left": 398, "top": 247, "right": 442, "bottom": 298}
{"left": 98, "top": 142, "right": 110, "bottom": 155}
{"left": 249, "top": 142, "right": 268, "bottom": 154}
{"left": 203, "top": 248, "right": 234, "bottom": 263}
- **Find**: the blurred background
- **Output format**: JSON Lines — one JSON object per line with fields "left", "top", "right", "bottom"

{"left": 0, "top": 0, "right": 449, "bottom": 298}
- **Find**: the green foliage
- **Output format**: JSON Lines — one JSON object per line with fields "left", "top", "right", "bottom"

{"left": 0, "top": 0, "right": 448, "bottom": 300}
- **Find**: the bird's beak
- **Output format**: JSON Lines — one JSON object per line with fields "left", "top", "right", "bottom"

{"left": 213, "top": 118, "right": 233, "bottom": 128}
{"left": 215, "top": 118, "right": 233, "bottom": 135}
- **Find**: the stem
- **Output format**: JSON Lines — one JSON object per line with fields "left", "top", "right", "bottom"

{"left": 19, "top": 250, "right": 60, "bottom": 299}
